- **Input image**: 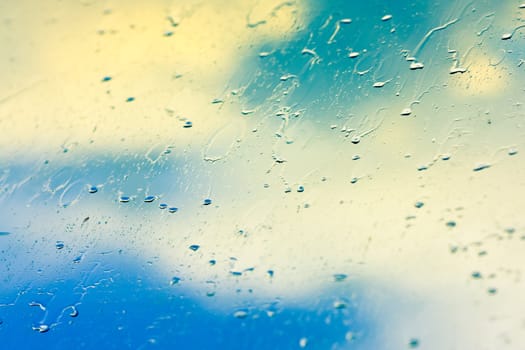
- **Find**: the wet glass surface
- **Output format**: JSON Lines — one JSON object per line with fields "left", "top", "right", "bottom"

{"left": 1, "top": 0, "right": 525, "bottom": 348}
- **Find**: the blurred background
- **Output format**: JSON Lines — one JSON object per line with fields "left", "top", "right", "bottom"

{"left": 1, "top": 0, "right": 524, "bottom": 348}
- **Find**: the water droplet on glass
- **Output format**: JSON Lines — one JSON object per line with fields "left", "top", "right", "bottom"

{"left": 409, "top": 338, "right": 420, "bottom": 348}
{"left": 170, "top": 276, "right": 181, "bottom": 285}
{"left": 508, "top": 148, "right": 518, "bottom": 156}
{"left": 381, "top": 14, "right": 393, "bottom": 21}
{"left": 446, "top": 221, "right": 456, "bottom": 227}
{"left": 471, "top": 271, "right": 482, "bottom": 279}
{"left": 55, "top": 241, "right": 65, "bottom": 249}
{"left": 101, "top": 76, "right": 112, "bottom": 82}
{"left": 297, "top": 185, "right": 305, "bottom": 193}
{"left": 350, "top": 177, "right": 358, "bottom": 184}
{"left": 299, "top": 337, "right": 308, "bottom": 348}
{"left": 473, "top": 163, "right": 490, "bottom": 172}
{"left": 414, "top": 201, "right": 424, "bottom": 208}
{"left": 203, "top": 198, "right": 212, "bottom": 205}
{"left": 348, "top": 52, "right": 359, "bottom": 58}
{"left": 33, "top": 324, "right": 50, "bottom": 333}
{"left": 340, "top": 18, "right": 352, "bottom": 24}
{"left": 487, "top": 287, "right": 497, "bottom": 295}
{"left": 400, "top": 108, "right": 412, "bottom": 116}
{"left": 189, "top": 244, "right": 200, "bottom": 251}
{"left": 352, "top": 155, "right": 360, "bottom": 160}
{"left": 351, "top": 136, "right": 361, "bottom": 144}
{"left": 409, "top": 62, "right": 424, "bottom": 70}
{"left": 119, "top": 196, "right": 131, "bottom": 203}
{"left": 159, "top": 203, "right": 168, "bottom": 210}
{"left": 449, "top": 67, "right": 467, "bottom": 74}
{"left": 88, "top": 185, "right": 98, "bottom": 193}
{"left": 333, "top": 300, "right": 347, "bottom": 309}
{"left": 501, "top": 33, "right": 512, "bottom": 40}
{"left": 333, "top": 273, "right": 348, "bottom": 282}
{"left": 143, "top": 195, "right": 156, "bottom": 203}
{"left": 233, "top": 310, "right": 248, "bottom": 319}
{"left": 168, "top": 207, "right": 178, "bottom": 213}
{"left": 183, "top": 121, "right": 193, "bottom": 128}
{"left": 126, "top": 97, "right": 135, "bottom": 102}
{"left": 69, "top": 306, "right": 79, "bottom": 317}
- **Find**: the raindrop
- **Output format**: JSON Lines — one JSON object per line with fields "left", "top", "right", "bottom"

{"left": 183, "top": 121, "right": 193, "bottom": 128}
{"left": 473, "top": 163, "right": 490, "bottom": 172}
{"left": 333, "top": 300, "right": 347, "bottom": 309}
{"left": 508, "top": 148, "right": 518, "bottom": 156}
{"left": 373, "top": 81, "right": 388, "bottom": 88}
{"left": 351, "top": 136, "right": 361, "bottom": 144}
{"left": 400, "top": 108, "right": 412, "bottom": 116}
{"left": 209, "top": 259, "right": 216, "bottom": 265}
{"left": 189, "top": 244, "right": 200, "bottom": 251}
{"left": 125, "top": 97, "right": 135, "bottom": 102}
{"left": 340, "top": 18, "right": 352, "bottom": 24}
{"left": 101, "top": 76, "right": 112, "bottom": 82}
{"left": 88, "top": 185, "right": 98, "bottom": 193}
{"left": 233, "top": 310, "right": 248, "bottom": 319}
{"left": 159, "top": 203, "right": 168, "bottom": 210}
{"left": 414, "top": 201, "right": 424, "bottom": 208}
{"left": 55, "top": 241, "right": 65, "bottom": 249}
{"left": 170, "top": 276, "right": 181, "bottom": 285}
{"left": 297, "top": 185, "right": 305, "bottom": 192}
{"left": 348, "top": 52, "right": 359, "bottom": 58}
{"left": 203, "top": 198, "right": 212, "bottom": 205}
{"left": 69, "top": 306, "right": 79, "bottom": 317}
{"left": 352, "top": 155, "right": 360, "bottom": 160}
{"left": 441, "top": 154, "right": 451, "bottom": 161}
{"left": 501, "top": 33, "right": 512, "bottom": 40}
{"left": 299, "top": 337, "right": 308, "bottom": 348}
{"left": 449, "top": 67, "right": 467, "bottom": 74}
{"left": 446, "top": 221, "right": 456, "bottom": 227}
{"left": 409, "top": 62, "right": 424, "bottom": 70}
{"left": 381, "top": 14, "right": 393, "bottom": 21}
{"left": 409, "top": 338, "right": 420, "bottom": 348}
{"left": 487, "top": 287, "right": 497, "bottom": 295}
{"left": 119, "top": 195, "right": 131, "bottom": 203}
{"left": 471, "top": 271, "right": 482, "bottom": 279}
{"left": 350, "top": 177, "right": 358, "bottom": 184}
{"left": 168, "top": 207, "right": 178, "bottom": 213}
{"left": 33, "top": 324, "right": 50, "bottom": 333}
{"left": 333, "top": 273, "right": 348, "bottom": 282}
{"left": 143, "top": 195, "right": 156, "bottom": 203}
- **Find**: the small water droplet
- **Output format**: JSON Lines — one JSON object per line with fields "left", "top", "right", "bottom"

{"left": 381, "top": 14, "right": 393, "bottom": 21}
{"left": 351, "top": 136, "right": 361, "bottom": 144}
{"left": 409, "top": 338, "right": 420, "bottom": 348}
{"left": 373, "top": 81, "right": 387, "bottom": 88}
{"left": 209, "top": 259, "right": 216, "bottom": 265}
{"left": 501, "top": 33, "right": 512, "bottom": 40}
{"left": 348, "top": 52, "right": 359, "bottom": 58}
{"left": 409, "top": 62, "right": 424, "bottom": 70}
{"left": 333, "top": 273, "right": 347, "bottom": 282}
{"left": 159, "top": 203, "right": 168, "bottom": 209}
{"left": 125, "top": 97, "right": 135, "bottom": 102}
{"left": 473, "top": 163, "right": 490, "bottom": 172}
{"left": 168, "top": 207, "right": 178, "bottom": 213}
{"left": 487, "top": 287, "right": 497, "bottom": 295}
{"left": 144, "top": 195, "right": 156, "bottom": 203}
{"left": 183, "top": 121, "right": 193, "bottom": 128}
{"left": 450, "top": 67, "right": 467, "bottom": 74}
{"left": 119, "top": 196, "right": 131, "bottom": 203}
{"left": 340, "top": 18, "right": 352, "bottom": 24}
{"left": 352, "top": 155, "right": 360, "bottom": 160}
{"left": 267, "top": 270, "right": 274, "bottom": 278}
{"left": 101, "top": 76, "right": 112, "bottom": 82}
{"left": 414, "top": 201, "right": 424, "bottom": 208}
{"left": 55, "top": 241, "right": 65, "bottom": 249}
{"left": 233, "top": 310, "right": 248, "bottom": 319}
{"left": 400, "top": 108, "right": 412, "bottom": 116}
{"left": 170, "top": 276, "right": 181, "bottom": 285}
{"left": 163, "top": 30, "right": 174, "bottom": 37}
{"left": 299, "top": 337, "right": 308, "bottom": 348}
{"left": 69, "top": 306, "right": 79, "bottom": 317}
{"left": 297, "top": 185, "right": 305, "bottom": 192}
{"left": 446, "top": 221, "right": 456, "bottom": 228}
{"left": 34, "top": 324, "right": 50, "bottom": 333}
{"left": 350, "top": 177, "right": 358, "bottom": 184}
{"left": 441, "top": 154, "right": 451, "bottom": 161}
{"left": 333, "top": 300, "right": 347, "bottom": 309}
{"left": 189, "top": 244, "right": 200, "bottom": 251}
{"left": 203, "top": 198, "right": 212, "bottom": 205}
{"left": 471, "top": 271, "right": 482, "bottom": 279}
{"left": 508, "top": 148, "right": 518, "bottom": 156}
{"left": 88, "top": 185, "right": 98, "bottom": 193}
